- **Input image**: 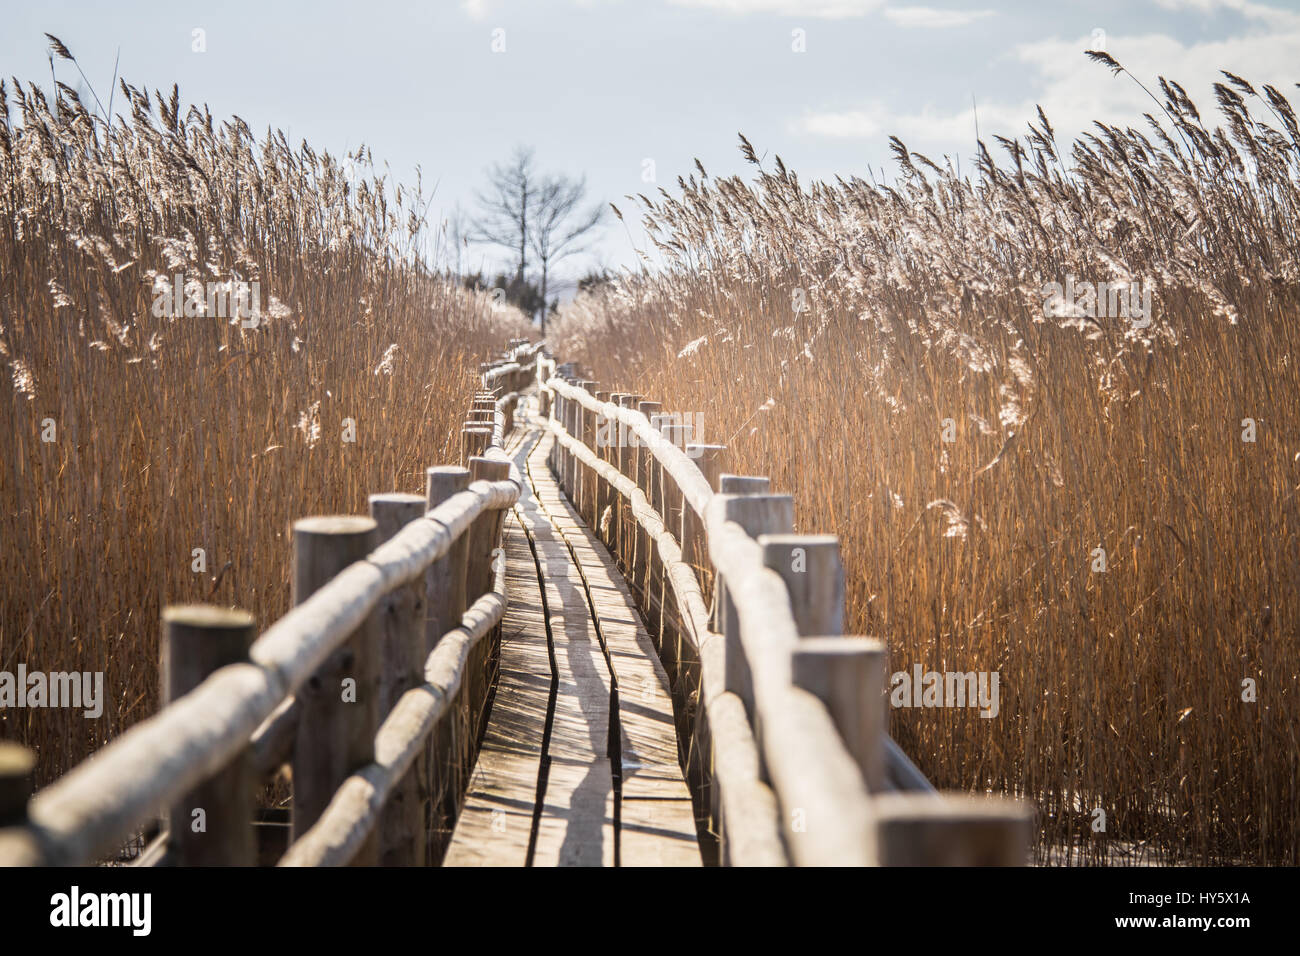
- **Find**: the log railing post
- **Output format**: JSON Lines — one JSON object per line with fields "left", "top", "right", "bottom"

{"left": 424, "top": 466, "right": 472, "bottom": 862}
{"left": 291, "top": 515, "right": 381, "bottom": 865}
{"left": 370, "top": 493, "right": 431, "bottom": 711}
{"left": 630, "top": 401, "right": 661, "bottom": 606}
{"left": 549, "top": 387, "right": 561, "bottom": 474}
{"left": 758, "top": 534, "right": 845, "bottom": 637}
{"left": 425, "top": 467, "right": 472, "bottom": 648}
{"left": 568, "top": 381, "right": 591, "bottom": 498}
{"left": 791, "top": 636, "right": 887, "bottom": 791}
{"left": 576, "top": 382, "right": 598, "bottom": 521}
{"left": 369, "top": 492, "right": 429, "bottom": 867}
{"left": 593, "top": 392, "right": 614, "bottom": 541}
{"left": 709, "top": 475, "right": 771, "bottom": 633}
{"left": 659, "top": 419, "right": 690, "bottom": 546}
{"left": 615, "top": 394, "right": 642, "bottom": 572}
{"left": 557, "top": 382, "right": 569, "bottom": 490}
{"left": 467, "top": 457, "right": 510, "bottom": 604}
{"left": 465, "top": 456, "right": 510, "bottom": 743}
{"left": 558, "top": 383, "right": 570, "bottom": 477}
{"left": 461, "top": 426, "right": 491, "bottom": 464}
{"left": 162, "top": 605, "right": 258, "bottom": 866}
{"left": 682, "top": 444, "right": 725, "bottom": 587}
{"left": 873, "top": 793, "right": 1033, "bottom": 866}
{"left": 641, "top": 412, "right": 671, "bottom": 632}
{"left": 715, "top": 493, "right": 794, "bottom": 717}
{"left": 657, "top": 418, "right": 691, "bottom": 653}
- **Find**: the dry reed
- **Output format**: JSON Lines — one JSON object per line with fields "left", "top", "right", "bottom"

{"left": 554, "top": 62, "right": 1300, "bottom": 865}
{"left": 0, "top": 44, "right": 531, "bottom": 785}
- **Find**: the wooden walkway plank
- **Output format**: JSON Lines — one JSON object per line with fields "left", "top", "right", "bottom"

{"left": 533, "top": 757, "right": 616, "bottom": 866}
{"left": 527, "top": 427, "right": 701, "bottom": 866}
{"left": 447, "top": 415, "right": 700, "bottom": 867}
{"left": 620, "top": 797, "right": 701, "bottom": 867}
{"left": 442, "top": 510, "right": 550, "bottom": 866}
{"left": 521, "top": 430, "right": 616, "bottom": 865}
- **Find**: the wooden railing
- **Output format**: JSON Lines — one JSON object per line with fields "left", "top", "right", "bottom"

{"left": 542, "top": 368, "right": 1033, "bottom": 866}
{"left": 0, "top": 341, "right": 545, "bottom": 867}
{"left": 0, "top": 338, "right": 1031, "bottom": 867}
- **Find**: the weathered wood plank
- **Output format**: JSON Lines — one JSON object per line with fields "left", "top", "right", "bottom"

{"left": 523, "top": 432, "right": 617, "bottom": 864}
{"left": 533, "top": 757, "right": 615, "bottom": 866}
{"left": 444, "top": 513, "right": 549, "bottom": 866}
{"left": 620, "top": 797, "right": 700, "bottom": 866}
{"left": 540, "top": 406, "right": 787, "bottom": 863}
{"left": 445, "top": 418, "right": 700, "bottom": 867}
{"left": 531, "top": 429, "right": 700, "bottom": 865}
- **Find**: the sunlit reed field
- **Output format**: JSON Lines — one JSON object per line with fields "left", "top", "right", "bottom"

{"left": 554, "top": 62, "right": 1300, "bottom": 864}
{"left": 0, "top": 56, "right": 530, "bottom": 785}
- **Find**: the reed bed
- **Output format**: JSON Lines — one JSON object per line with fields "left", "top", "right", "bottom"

{"left": 553, "top": 63, "right": 1300, "bottom": 864}
{"left": 0, "top": 50, "right": 531, "bottom": 785}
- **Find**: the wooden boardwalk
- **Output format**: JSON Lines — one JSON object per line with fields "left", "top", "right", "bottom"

{"left": 444, "top": 422, "right": 701, "bottom": 866}
{"left": 0, "top": 345, "right": 1028, "bottom": 869}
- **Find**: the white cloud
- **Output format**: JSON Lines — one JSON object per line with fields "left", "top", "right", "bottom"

{"left": 796, "top": 98, "right": 1023, "bottom": 147}
{"left": 883, "top": 7, "right": 995, "bottom": 28}
{"left": 800, "top": 110, "right": 883, "bottom": 138}
{"left": 1152, "top": 0, "right": 1300, "bottom": 28}
{"left": 668, "top": 0, "right": 884, "bottom": 17}
{"left": 795, "top": 6, "right": 1300, "bottom": 161}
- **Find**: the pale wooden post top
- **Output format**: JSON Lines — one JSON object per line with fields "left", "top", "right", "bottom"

{"left": 718, "top": 492, "right": 794, "bottom": 530}
{"left": 759, "top": 533, "right": 845, "bottom": 637}
{"left": 718, "top": 474, "right": 770, "bottom": 495}
{"left": 369, "top": 493, "right": 427, "bottom": 540}
{"left": 161, "top": 605, "right": 256, "bottom": 630}
{"left": 427, "top": 465, "right": 471, "bottom": 479}
{"left": 293, "top": 515, "right": 378, "bottom": 536}
{"left": 369, "top": 492, "right": 426, "bottom": 507}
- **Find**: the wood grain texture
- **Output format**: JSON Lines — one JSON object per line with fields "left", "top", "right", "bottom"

{"left": 162, "top": 605, "right": 257, "bottom": 866}
{"left": 541, "top": 411, "right": 785, "bottom": 866}
{"left": 446, "top": 422, "right": 701, "bottom": 867}
{"left": 444, "top": 513, "right": 550, "bottom": 866}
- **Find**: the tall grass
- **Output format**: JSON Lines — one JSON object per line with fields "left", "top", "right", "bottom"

{"left": 554, "top": 62, "right": 1300, "bottom": 864}
{"left": 0, "top": 47, "right": 530, "bottom": 785}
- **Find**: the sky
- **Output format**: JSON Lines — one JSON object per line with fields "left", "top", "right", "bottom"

{"left": 4, "top": 0, "right": 1298, "bottom": 293}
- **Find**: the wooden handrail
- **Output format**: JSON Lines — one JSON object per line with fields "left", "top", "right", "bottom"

{"left": 542, "top": 415, "right": 787, "bottom": 865}
{"left": 0, "top": 339, "right": 1028, "bottom": 868}
{"left": 542, "top": 371, "right": 1032, "bottom": 866}
{"left": 0, "top": 352, "right": 535, "bottom": 867}
{"left": 280, "top": 552, "right": 509, "bottom": 866}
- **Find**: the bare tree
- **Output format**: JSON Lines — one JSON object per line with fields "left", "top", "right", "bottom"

{"left": 472, "top": 147, "right": 605, "bottom": 330}
{"left": 472, "top": 145, "right": 537, "bottom": 284}
{"left": 529, "top": 174, "right": 605, "bottom": 333}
